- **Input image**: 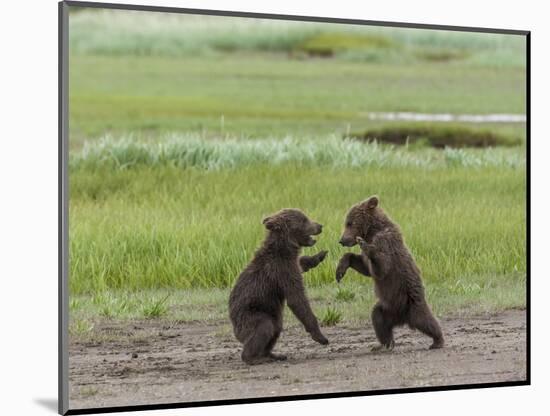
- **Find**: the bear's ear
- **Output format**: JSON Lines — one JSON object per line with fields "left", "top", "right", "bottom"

{"left": 362, "top": 195, "right": 379, "bottom": 210}
{"left": 262, "top": 215, "right": 280, "bottom": 231}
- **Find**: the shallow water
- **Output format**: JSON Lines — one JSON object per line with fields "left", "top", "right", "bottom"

{"left": 364, "top": 112, "right": 526, "bottom": 123}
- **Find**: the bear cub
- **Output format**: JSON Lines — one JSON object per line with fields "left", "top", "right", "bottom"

{"left": 229, "top": 208, "right": 329, "bottom": 364}
{"left": 336, "top": 196, "right": 444, "bottom": 350}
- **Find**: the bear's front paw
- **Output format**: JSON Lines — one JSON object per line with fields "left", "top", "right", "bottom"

{"left": 335, "top": 264, "right": 347, "bottom": 283}
{"left": 316, "top": 250, "right": 328, "bottom": 263}
{"left": 429, "top": 338, "right": 444, "bottom": 350}
{"left": 371, "top": 340, "right": 395, "bottom": 352}
{"left": 311, "top": 331, "right": 329, "bottom": 345}
{"left": 268, "top": 352, "right": 288, "bottom": 361}
{"left": 335, "top": 256, "right": 349, "bottom": 282}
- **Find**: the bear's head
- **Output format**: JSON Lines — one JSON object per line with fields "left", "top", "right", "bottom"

{"left": 262, "top": 209, "right": 323, "bottom": 247}
{"left": 339, "top": 195, "right": 380, "bottom": 247}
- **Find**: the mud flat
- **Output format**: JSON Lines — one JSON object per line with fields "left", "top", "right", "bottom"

{"left": 69, "top": 309, "right": 526, "bottom": 410}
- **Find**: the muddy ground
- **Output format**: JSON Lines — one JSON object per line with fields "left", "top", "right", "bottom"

{"left": 69, "top": 309, "right": 527, "bottom": 410}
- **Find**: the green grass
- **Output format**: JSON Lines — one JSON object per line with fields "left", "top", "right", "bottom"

{"left": 320, "top": 307, "right": 343, "bottom": 326}
{"left": 335, "top": 287, "right": 356, "bottom": 302}
{"left": 69, "top": 53, "right": 526, "bottom": 140}
{"left": 141, "top": 295, "right": 170, "bottom": 318}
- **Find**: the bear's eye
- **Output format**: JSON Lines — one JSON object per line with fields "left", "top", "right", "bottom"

{"left": 346, "top": 221, "right": 353, "bottom": 227}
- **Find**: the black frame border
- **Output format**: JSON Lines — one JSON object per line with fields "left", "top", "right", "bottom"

{"left": 59, "top": 1, "right": 69, "bottom": 414}
{"left": 59, "top": 1, "right": 531, "bottom": 414}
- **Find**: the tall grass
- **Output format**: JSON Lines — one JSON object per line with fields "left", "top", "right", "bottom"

{"left": 69, "top": 154, "right": 526, "bottom": 294}
{"left": 70, "top": 135, "right": 525, "bottom": 172}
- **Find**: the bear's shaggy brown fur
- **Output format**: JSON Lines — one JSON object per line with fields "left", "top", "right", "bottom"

{"left": 336, "top": 196, "right": 444, "bottom": 350}
{"left": 229, "top": 209, "right": 329, "bottom": 364}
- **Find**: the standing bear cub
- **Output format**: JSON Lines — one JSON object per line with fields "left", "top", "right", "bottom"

{"left": 336, "top": 196, "right": 444, "bottom": 350}
{"left": 229, "top": 209, "right": 329, "bottom": 365}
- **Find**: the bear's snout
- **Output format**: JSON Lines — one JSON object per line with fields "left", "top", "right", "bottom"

{"left": 339, "top": 236, "right": 356, "bottom": 247}
{"left": 313, "top": 223, "right": 323, "bottom": 235}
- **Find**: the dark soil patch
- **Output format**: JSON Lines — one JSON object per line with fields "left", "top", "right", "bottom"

{"left": 294, "top": 32, "right": 394, "bottom": 58}
{"left": 415, "top": 48, "right": 471, "bottom": 62}
{"left": 348, "top": 124, "right": 521, "bottom": 148}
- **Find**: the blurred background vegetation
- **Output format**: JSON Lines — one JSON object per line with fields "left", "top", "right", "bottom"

{"left": 68, "top": 8, "right": 526, "bottom": 142}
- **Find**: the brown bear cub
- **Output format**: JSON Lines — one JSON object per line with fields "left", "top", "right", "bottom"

{"left": 229, "top": 209, "right": 329, "bottom": 364}
{"left": 336, "top": 196, "right": 444, "bottom": 350}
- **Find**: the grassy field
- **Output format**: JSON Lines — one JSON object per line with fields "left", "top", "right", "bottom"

{"left": 69, "top": 54, "right": 526, "bottom": 140}
{"left": 68, "top": 9, "right": 527, "bottom": 325}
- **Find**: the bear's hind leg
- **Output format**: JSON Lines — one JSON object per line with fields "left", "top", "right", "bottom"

{"left": 241, "top": 315, "right": 278, "bottom": 364}
{"left": 371, "top": 303, "right": 396, "bottom": 350}
{"left": 264, "top": 331, "right": 286, "bottom": 361}
{"left": 263, "top": 317, "right": 286, "bottom": 360}
{"left": 408, "top": 304, "right": 444, "bottom": 349}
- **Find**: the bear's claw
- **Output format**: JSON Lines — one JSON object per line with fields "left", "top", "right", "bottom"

{"left": 356, "top": 236, "right": 367, "bottom": 249}
{"left": 371, "top": 341, "right": 395, "bottom": 352}
{"left": 317, "top": 250, "right": 328, "bottom": 262}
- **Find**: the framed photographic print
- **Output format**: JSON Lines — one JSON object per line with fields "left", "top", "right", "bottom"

{"left": 59, "top": 1, "right": 530, "bottom": 414}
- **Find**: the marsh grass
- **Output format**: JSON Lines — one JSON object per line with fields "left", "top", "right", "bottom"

{"left": 70, "top": 135, "right": 525, "bottom": 172}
